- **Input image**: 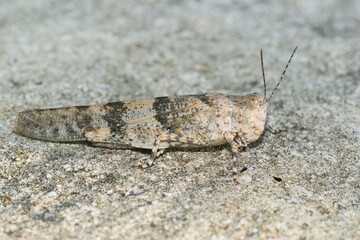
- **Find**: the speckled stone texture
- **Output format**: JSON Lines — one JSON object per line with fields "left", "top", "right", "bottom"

{"left": 0, "top": 0, "right": 359, "bottom": 239}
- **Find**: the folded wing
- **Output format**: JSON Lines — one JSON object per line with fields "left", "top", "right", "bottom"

{"left": 12, "top": 94, "right": 214, "bottom": 142}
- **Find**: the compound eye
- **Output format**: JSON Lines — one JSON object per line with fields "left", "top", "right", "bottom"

{"left": 247, "top": 97, "right": 258, "bottom": 109}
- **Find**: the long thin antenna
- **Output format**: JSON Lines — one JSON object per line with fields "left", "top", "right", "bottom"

{"left": 260, "top": 49, "right": 266, "bottom": 99}
{"left": 266, "top": 46, "right": 298, "bottom": 102}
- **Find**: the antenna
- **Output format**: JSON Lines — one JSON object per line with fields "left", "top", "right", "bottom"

{"left": 266, "top": 46, "right": 298, "bottom": 102}
{"left": 260, "top": 49, "right": 266, "bottom": 99}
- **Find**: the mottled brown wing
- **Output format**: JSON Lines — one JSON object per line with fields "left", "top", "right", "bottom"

{"left": 122, "top": 94, "right": 213, "bottom": 130}
{"left": 12, "top": 94, "right": 213, "bottom": 142}
{"left": 13, "top": 105, "right": 115, "bottom": 142}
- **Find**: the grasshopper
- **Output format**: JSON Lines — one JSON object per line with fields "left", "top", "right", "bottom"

{"left": 13, "top": 47, "right": 297, "bottom": 171}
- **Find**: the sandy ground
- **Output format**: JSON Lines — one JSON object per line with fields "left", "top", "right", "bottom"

{"left": 0, "top": 0, "right": 359, "bottom": 239}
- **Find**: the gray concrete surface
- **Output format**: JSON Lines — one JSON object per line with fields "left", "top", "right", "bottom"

{"left": 0, "top": 0, "right": 359, "bottom": 239}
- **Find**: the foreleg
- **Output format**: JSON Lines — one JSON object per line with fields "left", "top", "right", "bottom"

{"left": 224, "top": 132, "right": 247, "bottom": 175}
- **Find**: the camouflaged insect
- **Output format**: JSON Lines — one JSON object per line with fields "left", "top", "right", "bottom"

{"left": 13, "top": 47, "right": 297, "bottom": 170}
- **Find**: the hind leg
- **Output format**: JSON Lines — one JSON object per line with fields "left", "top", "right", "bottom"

{"left": 82, "top": 125, "right": 204, "bottom": 166}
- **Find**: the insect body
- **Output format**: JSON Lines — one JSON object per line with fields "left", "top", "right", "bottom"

{"left": 13, "top": 47, "right": 297, "bottom": 168}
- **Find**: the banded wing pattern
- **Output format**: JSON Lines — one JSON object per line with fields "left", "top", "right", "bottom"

{"left": 12, "top": 94, "right": 214, "bottom": 144}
